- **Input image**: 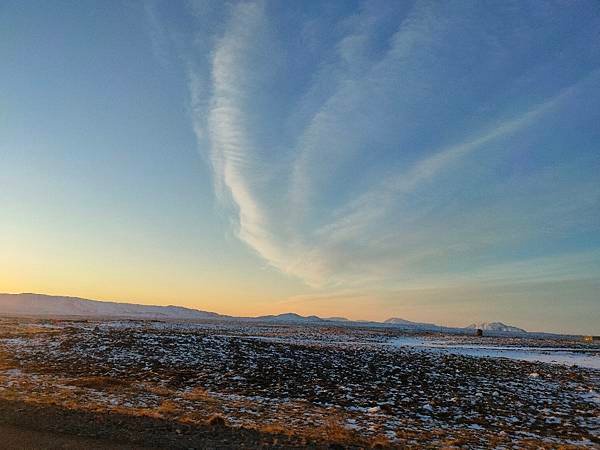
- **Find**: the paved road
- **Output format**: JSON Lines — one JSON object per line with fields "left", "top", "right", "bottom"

{"left": 0, "top": 424, "right": 149, "bottom": 450}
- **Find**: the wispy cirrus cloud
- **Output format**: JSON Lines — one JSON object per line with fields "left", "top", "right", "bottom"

{"left": 205, "top": 1, "right": 287, "bottom": 269}
{"left": 153, "top": 1, "right": 600, "bottom": 296}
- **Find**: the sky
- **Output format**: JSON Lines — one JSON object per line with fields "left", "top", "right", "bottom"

{"left": 1, "top": 0, "right": 599, "bottom": 334}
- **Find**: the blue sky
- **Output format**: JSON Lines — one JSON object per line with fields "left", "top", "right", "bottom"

{"left": 1, "top": 1, "right": 599, "bottom": 333}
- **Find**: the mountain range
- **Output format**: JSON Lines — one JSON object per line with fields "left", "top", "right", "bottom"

{"left": 0, "top": 293, "right": 528, "bottom": 333}
{"left": 0, "top": 293, "right": 225, "bottom": 320}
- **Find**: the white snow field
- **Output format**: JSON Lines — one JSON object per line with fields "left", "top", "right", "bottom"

{"left": 390, "top": 337, "right": 600, "bottom": 369}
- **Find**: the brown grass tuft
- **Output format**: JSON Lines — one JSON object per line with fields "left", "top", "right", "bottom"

{"left": 206, "top": 414, "right": 227, "bottom": 427}
{"left": 370, "top": 435, "right": 393, "bottom": 448}
{"left": 259, "top": 423, "right": 290, "bottom": 435}
{"left": 181, "top": 386, "right": 210, "bottom": 401}
{"left": 143, "top": 383, "right": 172, "bottom": 396}
{"left": 68, "top": 376, "right": 128, "bottom": 391}
{"left": 156, "top": 400, "right": 179, "bottom": 416}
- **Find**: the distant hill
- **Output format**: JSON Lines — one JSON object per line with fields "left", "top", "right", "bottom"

{"left": 0, "top": 293, "right": 225, "bottom": 320}
{"left": 384, "top": 317, "right": 438, "bottom": 329}
{"left": 465, "top": 321, "right": 527, "bottom": 333}
{"left": 253, "top": 313, "right": 326, "bottom": 323}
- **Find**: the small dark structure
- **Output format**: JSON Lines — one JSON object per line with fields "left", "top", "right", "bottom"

{"left": 583, "top": 335, "right": 600, "bottom": 343}
{"left": 476, "top": 328, "right": 483, "bottom": 337}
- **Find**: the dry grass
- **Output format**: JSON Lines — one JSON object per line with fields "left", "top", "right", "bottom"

{"left": 258, "top": 423, "right": 290, "bottom": 436}
{"left": 181, "top": 386, "right": 211, "bottom": 401}
{"left": 68, "top": 376, "right": 128, "bottom": 391}
{"left": 370, "top": 435, "right": 393, "bottom": 448}
{"left": 297, "top": 414, "right": 372, "bottom": 447}
{"left": 156, "top": 400, "right": 180, "bottom": 416}
{"left": 321, "top": 416, "right": 356, "bottom": 441}
{"left": 206, "top": 414, "right": 227, "bottom": 427}
{"left": 0, "top": 376, "right": 584, "bottom": 450}
{"left": 142, "top": 383, "right": 172, "bottom": 397}
{"left": 0, "top": 348, "right": 19, "bottom": 369}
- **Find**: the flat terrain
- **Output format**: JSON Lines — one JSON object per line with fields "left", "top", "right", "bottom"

{"left": 0, "top": 318, "right": 598, "bottom": 448}
{"left": 0, "top": 424, "right": 144, "bottom": 450}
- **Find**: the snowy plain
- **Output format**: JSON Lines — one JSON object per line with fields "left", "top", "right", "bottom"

{"left": 0, "top": 317, "right": 598, "bottom": 447}
{"left": 389, "top": 337, "right": 600, "bottom": 370}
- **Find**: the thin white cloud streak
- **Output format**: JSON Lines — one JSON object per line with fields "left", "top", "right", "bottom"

{"left": 142, "top": 0, "right": 171, "bottom": 68}
{"left": 199, "top": 1, "right": 332, "bottom": 285}
{"left": 288, "top": 1, "right": 433, "bottom": 219}
{"left": 318, "top": 75, "right": 588, "bottom": 247}
{"left": 280, "top": 250, "right": 600, "bottom": 308}
{"left": 206, "top": 1, "right": 284, "bottom": 267}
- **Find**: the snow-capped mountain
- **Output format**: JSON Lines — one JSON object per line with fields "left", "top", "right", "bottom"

{"left": 465, "top": 322, "right": 527, "bottom": 333}
{"left": 0, "top": 293, "right": 225, "bottom": 320}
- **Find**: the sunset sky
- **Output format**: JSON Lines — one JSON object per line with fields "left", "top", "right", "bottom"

{"left": 1, "top": 1, "right": 599, "bottom": 334}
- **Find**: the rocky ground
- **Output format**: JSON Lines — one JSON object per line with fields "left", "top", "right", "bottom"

{"left": 0, "top": 317, "right": 598, "bottom": 448}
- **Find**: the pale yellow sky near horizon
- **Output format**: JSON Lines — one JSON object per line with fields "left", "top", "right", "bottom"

{"left": 2, "top": 274, "right": 598, "bottom": 335}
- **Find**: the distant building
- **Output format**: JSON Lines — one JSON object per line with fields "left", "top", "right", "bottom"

{"left": 476, "top": 328, "right": 483, "bottom": 337}
{"left": 583, "top": 335, "right": 600, "bottom": 343}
